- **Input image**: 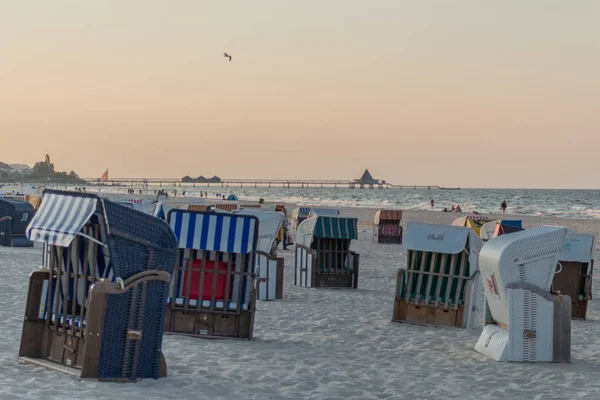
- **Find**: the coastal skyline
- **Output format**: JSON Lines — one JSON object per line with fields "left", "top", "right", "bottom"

{"left": 2, "top": 1, "right": 599, "bottom": 189}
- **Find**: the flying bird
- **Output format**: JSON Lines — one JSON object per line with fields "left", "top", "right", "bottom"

{"left": 223, "top": 53, "right": 232, "bottom": 62}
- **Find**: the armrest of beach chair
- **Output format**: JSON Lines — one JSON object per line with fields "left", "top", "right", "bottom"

{"left": 294, "top": 244, "right": 316, "bottom": 287}
{"left": 19, "top": 269, "right": 53, "bottom": 359}
{"left": 348, "top": 251, "right": 360, "bottom": 288}
{"left": 80, "top": 270, "right": 171, "bottom": 379}
{"left": 585, "top": 260, "right": 594, "bottom": 300}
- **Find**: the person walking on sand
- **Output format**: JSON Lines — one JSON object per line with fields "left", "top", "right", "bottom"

{"left": 501, "top": 200, "right": 507, "bottom": 214}
{"left": 430, "top": 199, "right": 434, "bottom": 210}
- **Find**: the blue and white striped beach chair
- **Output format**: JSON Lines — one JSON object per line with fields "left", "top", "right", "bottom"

{"left": 294, "top": 216, "right": 359, "bottom": 288}
{"left": 19, "top": 190, "right": 177, "bottom": 381}
{"left": 166, "top": 209, "right": 259, "bottom": 339}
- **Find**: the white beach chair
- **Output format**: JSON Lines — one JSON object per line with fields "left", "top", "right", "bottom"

{"left": 475, "top": 226, "right": 571, "bottom": 362}
{"left": 393, "top": 222, "right": 484, "bottom": 328}
{"left": 294, "top": 216, "right": 359, "bottom": 288}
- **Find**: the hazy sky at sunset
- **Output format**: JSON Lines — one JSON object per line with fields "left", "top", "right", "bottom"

{"left": 1, "top": 1, "right": 599, "bottom": 188}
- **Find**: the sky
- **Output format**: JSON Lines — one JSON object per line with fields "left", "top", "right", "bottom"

{"left": 1, "top": 1, "right": 599, "bottom": 189}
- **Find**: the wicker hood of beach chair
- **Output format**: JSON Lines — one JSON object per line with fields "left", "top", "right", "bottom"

{"left": 475, "top": 226, "right": 571, "bottom": 362}
{"left": 393, "top": 222, "right": 484, "bottom": 329}
{"left": 294, "top": 216, "right": 360, "bottom": 289}
{"left": 19, "top": 189, "right": 178, "bottom": 381}
{"left": 552, "top": 230, "right": 595, "bottom": 320}
{"left": 166, "top": 209, "right": 259, "bottom": 339}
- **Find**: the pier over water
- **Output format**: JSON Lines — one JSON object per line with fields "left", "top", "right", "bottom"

{"left": 82, "top": 177, "right": 457, "bottom": 190}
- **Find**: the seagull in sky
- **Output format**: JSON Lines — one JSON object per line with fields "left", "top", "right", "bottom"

{"left": 223, "top": 53, "right": 232, "bottom": 62}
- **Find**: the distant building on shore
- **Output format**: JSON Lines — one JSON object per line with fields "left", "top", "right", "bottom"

{"left": 182, "top": 175, "right": 222, "bottom": 183}
{"left": 354, "top": 169, "right": 380, "bottom": 185}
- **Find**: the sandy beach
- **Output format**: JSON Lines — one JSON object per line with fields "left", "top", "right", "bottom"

{"left": 1, "top": 206, "right": 600, "bottom": 400}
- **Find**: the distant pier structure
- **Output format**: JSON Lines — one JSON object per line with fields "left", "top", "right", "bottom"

{"left": 83, "top": 169, "right": 458, "bottom": 190}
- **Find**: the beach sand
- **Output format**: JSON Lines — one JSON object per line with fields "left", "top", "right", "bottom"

{"left": 1, "top": 207, "right": 600, "bottom": 399}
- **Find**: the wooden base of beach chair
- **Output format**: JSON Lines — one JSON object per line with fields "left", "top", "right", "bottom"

{"left": 392, "top": 300, "right": 464, "bottom": 328}
{"left": 19, "top": 269, "right": 171, "bottom": 381}
{"left": 552, "top": 261, "right": 592, "bottom": 320}
{"left": 165, "top": 308, "right": 255, "bottom": 339}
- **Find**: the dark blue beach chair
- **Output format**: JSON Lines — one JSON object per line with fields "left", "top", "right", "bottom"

{"left": 19, "top": 190, "right": 177, "bottom": 381}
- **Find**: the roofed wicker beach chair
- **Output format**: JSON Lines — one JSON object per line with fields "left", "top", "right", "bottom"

{"left": 0, "top": 198, "right": 35, "bottom": 247}
{"left": 183, "top": 204, "right": 214, "bottom": 212}
{"left": 393, "top": 222, "right": 484, "bottom": 328}
{"left": 239, "top": 204, "right": 262, "bottom": 209}
{"left": 480, "top": 220, "right": 523, "bottom": 241}
{"left": 215, "top": 203, "right": 239, "bottom": 212}
{"left": 291, "top": 207, "right": 311, "bottom": 229}
{"left": 166, "top": 209, "right": 258, "bottom": 339}
{"left": 475, "top": 226, "right": 571, "bottom": 362}
{"left": 19, "top": 190, "right": 178, "bottom": 380}
{"left": 295, "top": 216, "right": 359, "bottom": 288}
{"left": 235, "top": 209, "right": 285, "bottom": 301}
{"left": 552, "top": 231, "right": 594, "bottom": 320}
{"left": 452, "top": 215, "right": 489, "bottom": 236}
{"left": 374, "top": 209, "right": 403, "bottom": 244}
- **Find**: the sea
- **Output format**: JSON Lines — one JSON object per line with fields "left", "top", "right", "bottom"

{"left": 28, "top": 184, "right": 600, "bottom": 221}
{"left": 5, "top": 182, "right": 600, "bottom": 220}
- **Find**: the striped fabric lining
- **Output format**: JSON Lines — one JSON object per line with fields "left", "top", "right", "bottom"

{"left": 169, "top": 210, "right": 257, "bottom": 254}
{"left": 39, "top": 237, "right": 113, "bottom": 320}
{"left": 169, "top": 249, "right": 252, "bottom": 308}
{"left": 26, "top": 193, "right": 97, "bottom": 247}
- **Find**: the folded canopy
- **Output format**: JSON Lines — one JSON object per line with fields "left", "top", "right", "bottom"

{"left": 26, "top": 192, "right": 98, "bottom": 247}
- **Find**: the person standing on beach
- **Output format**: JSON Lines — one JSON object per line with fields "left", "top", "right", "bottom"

{"left": 430, "top": 199, "right": 434, "bottom": 210}
{"left": 501, "top": 200, "right": 507, "bottom": 214}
